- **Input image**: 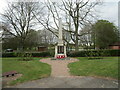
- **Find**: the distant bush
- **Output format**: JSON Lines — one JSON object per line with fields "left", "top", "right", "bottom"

{"left": 2, "top": 52, "right": 17, "bottom": 57}
{"left": 17, "top": 52, "right": 33, "bottom": 61}
{"left": 2, "top": 51, "right": 51, "bottom": 57}
{"left": 2, "top": 49, "right": 120, "bottom": 57}
{"left": 32, "top": 52, "right": 51, "bottom": 57}
{"left": 86, "top": 50, "right": 104, "bottom": 59}
{"left": 67, "top": 49, "right": 120, "bottom": 57}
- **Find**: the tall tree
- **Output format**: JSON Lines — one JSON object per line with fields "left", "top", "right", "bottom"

{"left": 79, "top": 24, "right": 93, "bottom": 49}
{"left": 62, "top": 0, "right": 101, "bottom": 51}
{"left": 33, "top": 0, "right": 102, "bottom": 51}
{"left": 1, "top": 2, "right": 40, "bottom": 50}
{"left": 91, "top": 20, "right": 119, "bottom": 49}
{"left": 2, "top": 29, "right": 39, "bottom": 50}
{"left": 24, "top": 29, "right": 38, "bottom": 50}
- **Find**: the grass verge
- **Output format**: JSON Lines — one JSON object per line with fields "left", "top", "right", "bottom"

{"left": 68, "top": 57, "right": 118, "bottom": 79}
{"left": 2, "top": 57, "right": 51, "bottom": 85}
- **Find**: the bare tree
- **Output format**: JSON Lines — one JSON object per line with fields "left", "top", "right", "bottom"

{"left": 62, "top": 0, "right": 102, "bottom": 51}
{"left": 37, "top": 29, "right": 57, "bottom": 45}
{"left": 33, "top": 0, "right": 102, "bottom": 51}
{"left": 1, "top": 2, "right": 41, "bottom": 50}
{"left": 79, "top": 24, "right": 93, "bottom": 49}
{"left": 32, "top": 1, "right": 59, "bottom": 38}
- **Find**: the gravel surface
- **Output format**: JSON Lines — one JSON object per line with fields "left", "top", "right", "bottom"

{"left": 40, "top": 58, "right": 79, "bottom": 77}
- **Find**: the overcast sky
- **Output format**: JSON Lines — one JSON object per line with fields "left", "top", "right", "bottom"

{"left": 98, "top": 0, "right": 119, "bottom": 26}
{"left": 0, "top": 0, "right": 119, "bottom": 26}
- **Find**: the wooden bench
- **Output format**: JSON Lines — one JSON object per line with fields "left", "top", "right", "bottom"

{"left": 2, "top": 71, "right": 18, "bottom": 77}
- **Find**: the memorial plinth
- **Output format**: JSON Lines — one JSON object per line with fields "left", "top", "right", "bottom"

{"left": 54, "top": 18, "right": 67, "bottom": 59}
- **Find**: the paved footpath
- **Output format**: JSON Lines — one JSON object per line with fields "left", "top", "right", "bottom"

{"left": 6, "top": 58, "right": 118, "bottom": 88}
{"left": 40, "top": 58, "right": 78, "bottom": 77}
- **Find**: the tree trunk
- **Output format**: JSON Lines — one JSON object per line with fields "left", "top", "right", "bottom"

{"left": 75, "top": 37, "right": 79, "bottom": 51}
{"left": 75, "top": 4, "right": 79, "bottom": 52}
{"left": 75, "top": 25, "right": 79, "bottom": 52}
{"left": 18, "top": 38, "right": 25, "bottom": 52}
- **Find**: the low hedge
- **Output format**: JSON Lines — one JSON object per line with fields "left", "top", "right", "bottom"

{"left": 2, "top": 49, "right": 120, "bottom": 57}
{"left": 2, "top": 52, "right": 17, "bottom": 57}
{"left": 32, "top": 52, "right": 51, "bottom": 57}
{"left": 2, "top": 51, "right": 51, "bottom": 57}
{"left": 67, "top": 49, "right": 120, "bottom": 57}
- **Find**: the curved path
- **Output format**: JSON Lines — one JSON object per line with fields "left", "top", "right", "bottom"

{"left": 6, "top": 58, "right": 118, "bottom": 88}
{"left": 40, "top": 58, "right": 78, "bottom": 77}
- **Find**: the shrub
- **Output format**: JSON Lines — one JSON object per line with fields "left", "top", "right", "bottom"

{"left": 106, "top": 49, "right": 120, "bottom": 56}
{"left": 2, "top": 51, "right": 51, "bottom": 57}
{"left": 86, "top": 50, "right": 103, "bottom": 59}
{"left": 68, "top": 49, "right": 120, "bottom": 57}
{"left": 17, "top": 52, "right": 33, "bottom": 61}
{"left": 49, "top": 50, "right": 55, "bottom": 57}
{"left": 67, "top": 51, "right": 87, "bottom": 57}
{"left": 2, "top": 52, "right": 17, "bottom": 57}
{"left": 32, "top": 52, "right": 51, "bottom": 57}
{"left": 2, "top": 49, "right": 120, "bottom": 57}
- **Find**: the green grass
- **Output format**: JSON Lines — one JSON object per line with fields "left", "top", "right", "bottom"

{"left": 68, "top": 57, "right": 119, "bottom": 79}
{"left": 2, "top": 57, "right": 51, "bottom": 85}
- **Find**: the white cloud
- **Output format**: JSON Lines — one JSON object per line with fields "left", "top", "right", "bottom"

{"left": 97, "top": 2, "right": 118, "bottom": 26}
{"left": 0, "top": 0, "right": 7, "bottom": 14}
{"left": 0, "top": 0, "right": 119, "bottom": 26}
{"left": 104, "top": 0, "right": 120, "bottom": 3}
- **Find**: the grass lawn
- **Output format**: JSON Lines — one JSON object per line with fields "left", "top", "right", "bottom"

{"left": 2, "top": 57, "right": 51, "bottom": 85}
{"left": 68, "top": 57, "right": 119, "bottom": 79}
